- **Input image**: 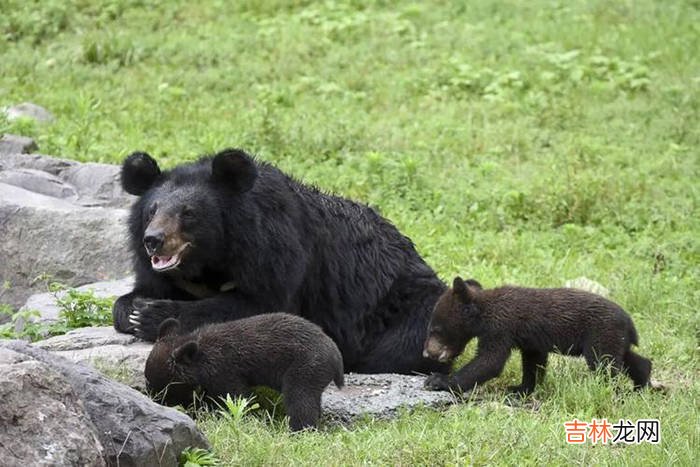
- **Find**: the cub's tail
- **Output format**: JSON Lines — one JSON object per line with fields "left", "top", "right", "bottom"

{"left": 627, "top": 316, "right": 639, "bottom": 347}
{"left": 334, "top": 369, "right": 345, "bottom": 389}
{"left": 333, "top": 351, "right": 345, "bottom": 389}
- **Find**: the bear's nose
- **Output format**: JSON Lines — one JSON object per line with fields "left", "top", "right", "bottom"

{"left": 143, "top": 231, "right": 165, "bottom": 255}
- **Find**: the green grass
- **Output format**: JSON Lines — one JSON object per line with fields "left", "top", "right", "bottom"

{"left": 0, "top": 281, "right": 115, "bottom": 341}
{"left": 1, "top": 0, "right": 698, "bottom": 464}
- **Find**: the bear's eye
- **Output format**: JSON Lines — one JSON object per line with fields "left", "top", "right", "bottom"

{"left": 181, "top": 206, "right": 196, "bottom": 219}
{"left": 147, "top": 203, "right": 158, "bottom": 219}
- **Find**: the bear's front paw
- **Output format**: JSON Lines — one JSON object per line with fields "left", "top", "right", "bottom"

{"left": 129, "top": 298, "right": 179, "bottom": 341}
{"left": 424, "top": 372, "right": 452, "bottom": 391}
{"left": 113, "top": 295, "right": 137, "bottom": 334}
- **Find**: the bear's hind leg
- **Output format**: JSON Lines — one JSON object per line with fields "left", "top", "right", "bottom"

{"left": 623, "top": 350, "right": 652, "bottom": 389}
{"left": 509, "top": 350, "right": 548, "bottom": 395}
{"left": 281, "top": 374, "right": 323, "bottom": 432}
{"left": 284, "top": 388, "right": 322, "bottom": 432}
{"left": 583, "top": 341, "right": 625, "bottom": 381}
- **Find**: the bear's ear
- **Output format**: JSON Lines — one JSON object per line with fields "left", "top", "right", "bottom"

{"left": 172, "top": 341, "right": 199, "bottom": 364}
{"left": 121, "top": 151, "right": 161, "bottom": 195}
{"left": 211, "top": 148, "right": 258, "bottom": 193}
{"left": 157, "top": 318, "right": 180, "bottom": 340}
{"left": 452, "top": 276, "right": 473, "bottom": 303}
{"left": 464, "top": 278, "right": 483, "bottom": 289}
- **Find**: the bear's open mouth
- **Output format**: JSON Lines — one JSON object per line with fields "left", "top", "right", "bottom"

{"left": 151, "top": 242, "right": 191, "bottom": 272}
{"left": 423, "top": 347, "right": 454, "bottom": 363}
{"left": 437, "top": 349, "right": 452, "bottom": 363}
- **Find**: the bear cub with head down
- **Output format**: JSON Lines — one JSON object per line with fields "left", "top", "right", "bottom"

{"left": 145, "top": 313, "right": 343, "bottom": 431}
{"left": 423, "top": 277, "right": 651, "bottom": 395}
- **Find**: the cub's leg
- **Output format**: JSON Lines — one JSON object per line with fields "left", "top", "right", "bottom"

{"left": 584, "top": 333, "right": 625, "bottom": 379}
{"left": 281, "top": 372, "right": 323, "bottom": 431}
{"left": 509, "top": 350, "right": 548, "bottom": 395}
{"left": 623, "top": 350, "right": 652, "bottom": 389}
{"left": 425, "top": 339, "right": 511, "bottom": 393}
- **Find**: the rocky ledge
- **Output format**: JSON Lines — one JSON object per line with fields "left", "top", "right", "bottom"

{"left": 0, "top": 339, "right": 209, "bottom": 466}
{"left": 0, "top": 135, "right": 134, "bottom": 310}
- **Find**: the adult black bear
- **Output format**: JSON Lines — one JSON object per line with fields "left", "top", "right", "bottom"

{"left": 145, "top": 314, "right": 344, "bottom": 431}
{"left": 423, "top": 277, "right": 652, "bottom": 394}
{"left": 114, "top": 148, "right": 447, "bottom": 374}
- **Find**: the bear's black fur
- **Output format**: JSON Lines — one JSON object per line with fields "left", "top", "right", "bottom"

{"left": 145, "top": 313, "right": 344, "bottom": 431}
{"left": 423, "top": 277, "right": 652, "bottom": 394}
{"left": 114, "top": 149, "right": 447, "bottom": 374}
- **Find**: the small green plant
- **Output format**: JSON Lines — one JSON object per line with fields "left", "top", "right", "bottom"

{"left": 0, "top": 306, "right": 67, "bottom": 341}
{"left": 0, "top": 283, "right": 114, "bottom": 342}
{"left": 51, "top": 284, "right": 114, "bottom": 328}
{"left": 179, "top": 447, "right": 219, "bottom": 467}
{"left": 217, "top": 394, "right": 260, "bottom": 426}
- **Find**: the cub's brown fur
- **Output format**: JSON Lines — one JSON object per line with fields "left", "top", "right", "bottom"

{"left": 423, "top": 277, "right": 651, "bottom": 394}
{"left": 145, "top": 313, "right": 344, "bottom": 431}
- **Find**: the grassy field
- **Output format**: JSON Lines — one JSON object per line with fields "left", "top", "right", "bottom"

{"left": 1, "top": 0, "right": 698, "bottom": 465}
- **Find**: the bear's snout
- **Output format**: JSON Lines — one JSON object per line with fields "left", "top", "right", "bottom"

{"left": 423, "top": 337, "right": 452, "bottom": 362}
{"left": 144, "top": 230, "right": 165, "bottom": 255}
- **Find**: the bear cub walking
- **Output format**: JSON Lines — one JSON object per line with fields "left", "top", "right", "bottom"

{"left": 145, "top": 313, "right": 344, "bottom": 431}
{"left": 423, "top": 277, "right": 651, "bottom": 394}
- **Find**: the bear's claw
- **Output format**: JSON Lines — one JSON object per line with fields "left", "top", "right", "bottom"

{"left": 129, "top": 298, "right": 180, "bottom": 341}
{"left": 424, "top": 372, "right": 451, "bottom": 391}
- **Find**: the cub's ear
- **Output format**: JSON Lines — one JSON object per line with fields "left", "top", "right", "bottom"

{"left": 211, "top": 148, "right": 258, "bottom": 193}
{"left": 452, "top": 276, "right": 473, "bottom": 303}
{"left": 157, "top": 318, "right": 180, "bottom": 340}
{"left": 121, "top": 151, "right": 161, "bottom": 195}
{"left": 172, "top": 341, "right": 199, "bottom": 364}
{"left": 464, "top": 278, "right": 483, "bottom": 289}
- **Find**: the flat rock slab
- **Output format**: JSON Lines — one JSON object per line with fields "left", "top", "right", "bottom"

{"left": 35, "top": 325, "right": 139, "bottom": 350}
{"left": 322, "top": 373, "right": 457, "bottom": 424}
{"left": 36, "top": 326, "right": 151, "bottom": 391}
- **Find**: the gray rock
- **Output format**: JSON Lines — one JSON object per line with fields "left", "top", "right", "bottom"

{"left": 62, "top": 162, "right": 134, "bottom": 207}
{"left": 0, "top": 183, "right": 131, "bottom": 309}
{"left": 4, "top": 102, "right": 55, "bottom": 123}
{"left": 21, "top": 277, "right": 134, "bottom": 324}
{"left": 0, "top": 168, "right": 78, "bottom": 199}
{"left": 321, "top": 373, "right": 457, "bottom": 424}
{"left": 564, "top": 277, "right": 610, "bottom": 297}
{"left": 0, "top": 181, "right": 77, "bottom": 210}
{"left": 36, "top": 326, "right": 151, "bottom": 391}
{"left": 1, "top": 339, "right": 209, "bottom": 466}
{"left": 0, "top": 151, "right": 76, "bottom": 175}
{"left": 0, "top": 134, "right": 38, "bottom": 155}
{"left": 0, "top": 348, "right": 106, "bottom": 466}
{"left": 0, "top": 152, "right": 134, "bottom": 207}
{"left": 35, "top": 325, "right": 139, "bottom": 350}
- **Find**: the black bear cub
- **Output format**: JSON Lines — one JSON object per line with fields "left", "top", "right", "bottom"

{"left": 423, "top": 277, "right": 652, "bottom": 395}
{"left": 145, "top": 313, "right": 344, "bottom": 431}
